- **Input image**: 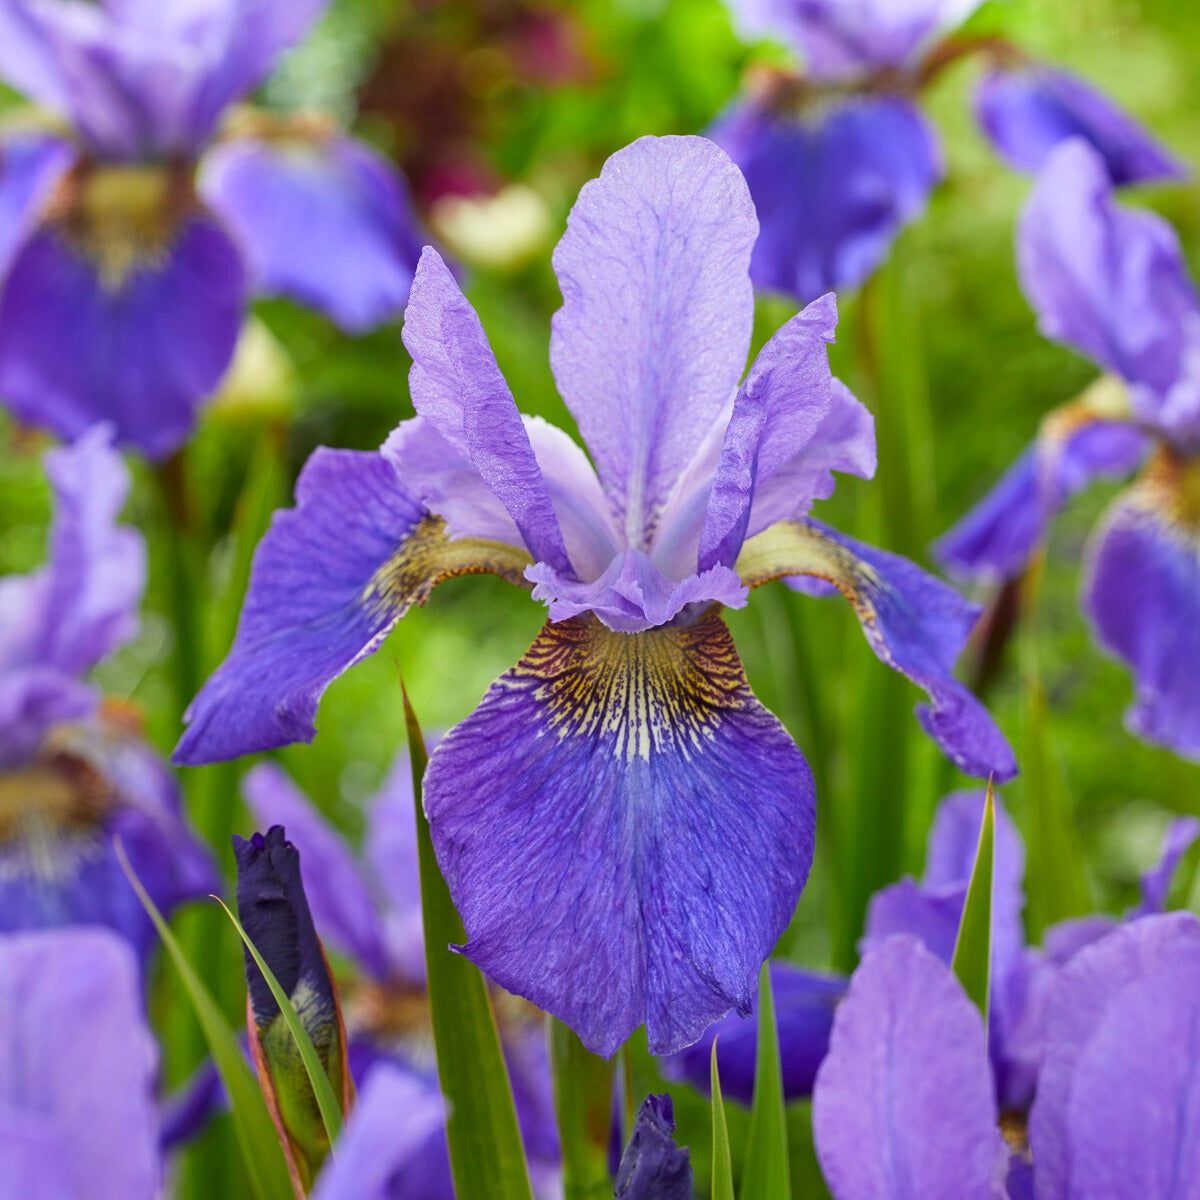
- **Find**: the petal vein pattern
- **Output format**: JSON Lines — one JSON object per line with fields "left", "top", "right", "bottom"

{"left": 174, "top": 448, "right": 530, "bottom": 764}
{"left": 423, "top": 610, "right": 815, "bottom": 1056}
{"left": 549, "top": 135, "right": 757, "bottom": 549}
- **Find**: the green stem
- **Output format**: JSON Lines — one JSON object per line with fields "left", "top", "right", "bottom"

{"left": 549, "top": 1018, "right": 616, "bottom": 1200}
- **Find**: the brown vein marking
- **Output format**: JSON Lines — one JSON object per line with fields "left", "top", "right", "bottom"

{"left": 506, "top": 611, "right": 751, "bottom": 763}
{"left": 45, "top": 160, "right": 200, "bottom": 289}
{"left": 0, "top": 750, "right": 113, "bottom": 844}
{"left": 1131, "top": 443, "right": 1200, "bottom": 533}
{"left": 359, "top": 514, "right": 533, "bottom": 619}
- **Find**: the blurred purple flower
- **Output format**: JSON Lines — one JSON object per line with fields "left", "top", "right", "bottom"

{"left": 668, "top": 787, "right": 1196, "bottom": 1115}
{"left": 0, "top": 926, "right": 161, "bottom": 1199}
{"left": 177, "top": 135, "right": 1013, "bottom": 1056}
{"left": 0, "top": 0, "right": 425, "bottom": 458}
{"left": 937, "top": 138, "right": 1200, "bottom": 759}
{"left": 614, "top": 1094, "right": 693, "bottom": 1200}
{"left": 0, "top": 426, "right": 214, "bottom": 960}
{"left": 975, "top": 64, "right": 1185, "bottom": 185}
{"left": 242, "top": 758, "right": 561, "bottom": 1200}
{"left": 812, "top": 915, "right": 1200, "bottom": 1198}
{"left": 715, "top": 3, "right": 1178, "bottom": 301}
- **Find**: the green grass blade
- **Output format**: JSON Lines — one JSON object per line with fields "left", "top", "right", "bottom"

{"left": 710, "top": 1042, "right": 735, "bottom": 1200}
{"left": 549, "top": 1017, "right": 615, "bottom": 1200}
{"left": 951, "top": 781, "right": 995, "bottom": 1027}
{"left": 403, "top": 686, "right": 535, "bottom": 1200}
{"left": 211, "top": 897, "right": 344, "bottom": 1148}
{"left": 738, "top": 964, "right": 791, "bottom": 1200}
{"left": 116, "top": 841, "right": 295, "bottom": 1200}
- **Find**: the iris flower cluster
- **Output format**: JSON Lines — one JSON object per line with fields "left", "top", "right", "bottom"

{"left": 179, "top": 133, "right": 1014, "bottom": 1059}
{"left": 938, "top": 137, "right": 1200, "bottom": 759}
{"left": 0, "top": 0, "right": 425, "bottom": 457}
{"left": 0, "top": 426, "right": 213, "bottom": 959}
{"left": 714, "top": 0, "right": 1183, "bottom": 301}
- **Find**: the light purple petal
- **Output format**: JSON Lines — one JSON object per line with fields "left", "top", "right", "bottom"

{"left": 363, "top": 753, "right": 426, "bottom": 984}
{"left": 696, "top": 295, "right": 837, "bottom": 572}
{"left": 861, "top": 879, "right": 965, "bottom": 964}
{"left": 0, "top": 426, "right": 142, "bottom": 762}
{"left": 528, "top": 550, "right": 748, "bottom": 634}
{"left": 401, "top": 247, "right": 572, "bottom": 574}
{"left": 1018, "top": 140, "right": 1200, "bottom": 416}
{"left": 713, "top": 95, "right": 941, "bottom": 302}
{"left": 176, "top": 447, "right": 531, "bottom": 765}
{"left": 0, "top": 131, "right": 73, "bottom": 276}
{"left": 662, "top": 961, "right": 846, "bottom": 1104}
{"left": 935, "top": 413, "right": 1149, "bottom": 583}
{"left": 242, "top": 762, "right": 389, "bottom": 980}
{"left": 549, "top": 135, "right": 757, "bottom": 549}
{"left": 1135, "top": 816, "right": 1200, "bottom": 916}
{"left": 741, "top": 519, "right": 1016, "bottom": 779}
{"left": 812, "top": 936, "right": 1002, "bottom": 1200}
{"left": 202, "top": 134, "right": 423, "bottom": 332}
{"left": 1029, "top": 912, "right": 1200, "bottom": 1199}
{"left": 728, "top": 0, "right": 979, "bottom": 76}
{"left": 0, "top": 0, "right": 327, "bottom": 156}
{"left": 311, "top": 1063, "right": 445, "bottom": 1200}
{"left": 1083, "top": 467, "right": 1200, "bottom": 759}
{"left": 0, "top": 928, "right": 160, "bottom": 1199}
{"left": 976, "top": 65, "right": 1186, "bottom": 185}
{"left": 424, "top": 611, "right": 815, "bottom": 1056}
{"left": 0, "top": 210, "right": 245, "bottom": 458}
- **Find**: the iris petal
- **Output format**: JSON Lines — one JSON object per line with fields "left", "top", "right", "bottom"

{"left": 549, "top": 135, "right": 757, "bottom": 549}
{"left": 175, "top": 447, "right": 531, "bottom": 765}
{"left": 737, "top": 519, "right": 1017, "bottom": 779}
{"left": 812, "top": 937, "right": 1003, "bottom": 1200}
{"left": 1083, "top": 452, "right": 1200, "bottom": 759}
{"left": 423, "top": 610, "right": 815, "bottom": 1056}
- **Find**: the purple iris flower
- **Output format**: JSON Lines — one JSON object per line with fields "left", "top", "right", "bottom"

{"left": 975, "top": 63, "right": 1185, "bottom": 185}
{"left": 176, "top": 134, "right": 1014, "bottom": 1057}
{"left": 668, "top": 788, "right": 1196, "bottom": 1115}
{"left": 812, "top": 913, "right": 1200, "bottom": 1198}
{"left": 614, "top": 1094, "right": 693, "bottom": 1200}
{"left": 0, "top": 0, "right": 425, "bottom": 458}
{"left": 242, "top": 758, "right": 561, "bottom": 1200}
{"left": 0, "top": 926, "right": 161, "bottom": 1199}
{"left": 712, "top": 0, "right": 973, "bottom": 300}
{"left": 937, "top": 137, "right": 1200, "bottom": 759}
{"left": 0, "top": 425, "right": 214, "bottom": 959}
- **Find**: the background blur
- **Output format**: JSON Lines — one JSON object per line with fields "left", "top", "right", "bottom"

{"left": 1, "top": 0, "right": 1197, "bottom": 1191}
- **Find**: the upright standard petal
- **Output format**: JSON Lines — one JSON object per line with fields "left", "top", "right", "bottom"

{"left": 423, "top": 610, "right": 815, "bottom": 1056}
{"left": 0, "top": 928, "right": 160, "bottom": 1200}
{"left": 615, "top": 1095, "right": 693, "bottom": 1200}
{"left": 549, "top": 135, "right": 757, "bottom": 549}
{"left": 697, "top": 294, "right": 837, "bottom": 571}
{"left": 0, "top": 174, "right": 246, "bottom": 457}
{"left": 175, "top": 447, "right": 531, "bottom": 764}
{"left": 713, "top": 95, "right": 941, "bottom": 302}
{"left": 1135, "top": 816, "right": 1200, "bottom": 917}
{"left": 202, "top": 134, "right": 424, "bottom": 333}
{"left": 812, "top": 937, "right": 1002, "bottom": 1200}
{"left": 662, "top": 961, "right": 846, "bottom": 1104}
{"left": 1018, "top": 139, "right": 1200, "bottom": 409}
{"left": 976, "top": 65, "right": 1186, "bottom": 185}
{"left": 402, "top": 247, "right": 573, "bottom": 574}
{"left": 737, "top": 519, "right": 1017, "bottom": 779}
{"left": 243, "top": 764, "right": 389, "bottom": 980}
{"left": 728, "top": 0, "right": 981, "bottom": 78}
{"left": 1029, "top": 913, "right": 1200, "bottom": 1199}
{"left": 1082, "top": 450, "right": 1200, "bottom": 759}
